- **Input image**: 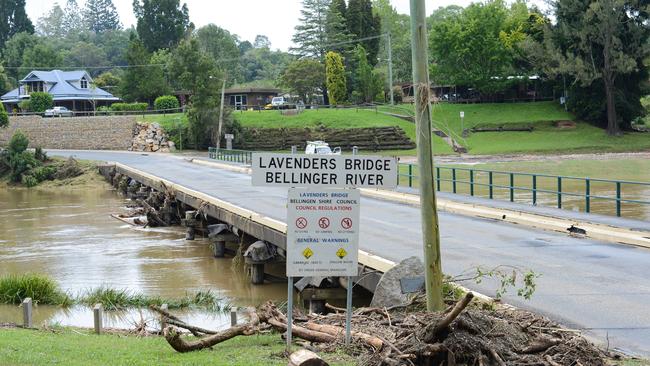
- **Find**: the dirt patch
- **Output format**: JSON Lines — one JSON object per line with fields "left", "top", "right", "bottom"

{"left": 556, "top": 120, "right": 577, "bottom": 129}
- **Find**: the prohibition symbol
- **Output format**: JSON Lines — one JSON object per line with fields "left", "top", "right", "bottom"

{"left": 295, "top": 217, "right": 308, "bottom": 229}
{"left": 318, "top": 217, "right": 330, "bottom": 229}
{"left": 341, "top": 218, "right": 353, "bottom": 229}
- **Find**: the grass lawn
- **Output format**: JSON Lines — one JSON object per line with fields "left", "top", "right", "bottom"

{"left": 0, "top": 327, "right": 356, "bottom": 366}
{"left": 140, "top": 102, "right": 650, "bottom": 156}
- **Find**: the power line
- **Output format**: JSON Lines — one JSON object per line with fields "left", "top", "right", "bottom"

{"left": 3, "top": 56, "right": 242, "bottom": 70}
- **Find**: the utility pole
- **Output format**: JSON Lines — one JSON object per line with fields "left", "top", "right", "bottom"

{"left": 410, "top": 0, "right": 444, "bottom": 312}
{"left": 387, "top": 33, "right": 394, "bottom": 105}
{"left": 216, "top": 76, "right": 227, "bottom": 150}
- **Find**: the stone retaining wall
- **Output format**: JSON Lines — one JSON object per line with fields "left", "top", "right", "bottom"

{"left": 0, "top": 116, "right": 136, "bottom": 150}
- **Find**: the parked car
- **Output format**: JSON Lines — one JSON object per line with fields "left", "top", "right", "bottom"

{"left": 271, "top": 97, "right": 287, "bottom": 108}
{"left": 44, "top": 106, "right": 74, "bottom": 117}
{"left": 305, "top": 141, "right": 341, "bottom": 155}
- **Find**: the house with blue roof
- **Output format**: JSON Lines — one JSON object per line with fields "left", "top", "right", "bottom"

{"left": 0, "top": 70, "right": 120, "bottom": 113}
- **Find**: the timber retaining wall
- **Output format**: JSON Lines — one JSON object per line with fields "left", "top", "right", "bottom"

{"left": 0, "top": 116, "right": 136, "bottom": 150}
{"left": 238, "top": 126, "right": 415, "bottom": 151}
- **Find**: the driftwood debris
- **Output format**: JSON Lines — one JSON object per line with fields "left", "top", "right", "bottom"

{"left": 154, "top": 293, "right": 610, "bottom": 366}
{"left": 288, "top": 349, "right": 329, "bottom": 366}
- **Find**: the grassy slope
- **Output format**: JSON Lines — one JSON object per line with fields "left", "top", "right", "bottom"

{"left": 0, "top": 328, "right": 355, "bottom": 366}
{"left": 141, "top": 102, "right": 650, "bottom": 155}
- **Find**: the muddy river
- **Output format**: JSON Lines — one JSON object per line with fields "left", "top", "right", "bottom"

{"left": 0, "top": 186, "right": 286, "bottom": 330}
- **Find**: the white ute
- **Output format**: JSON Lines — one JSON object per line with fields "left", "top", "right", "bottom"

{"left": 305, "top": 141, "right": 341, "bottom": 155}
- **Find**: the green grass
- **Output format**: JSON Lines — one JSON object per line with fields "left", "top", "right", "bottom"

{"left": 0, "top": 327, "right": 357, "bottom": 366}
{"left": 140, "top": 103, "right": 650, "bottom": 156}
{"left": 0, "top": 274, "right": 227, "bottom": 312}
{"left": 0, "top": 274, "right": 72, "bottom": 306}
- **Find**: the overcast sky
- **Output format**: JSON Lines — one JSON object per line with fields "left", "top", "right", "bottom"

{"left": 25, "top": 0, "right": 503, "bottom": 51}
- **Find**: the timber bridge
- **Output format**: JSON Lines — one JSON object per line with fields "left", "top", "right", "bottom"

{"left": 51, "top": 150, "right": 650, "bottom": 356}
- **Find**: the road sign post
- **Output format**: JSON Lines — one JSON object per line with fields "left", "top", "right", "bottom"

{"left": 252, "top": 152, "right": 396, "bottom": 351}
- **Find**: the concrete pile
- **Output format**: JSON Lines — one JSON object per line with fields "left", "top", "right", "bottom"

{"left": 129, "top": 122, "right": 176, "bottom": 152}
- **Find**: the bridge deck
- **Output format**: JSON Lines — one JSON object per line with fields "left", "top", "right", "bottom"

{"left": 52, "top": 150, "right": 650, "bottom": 356}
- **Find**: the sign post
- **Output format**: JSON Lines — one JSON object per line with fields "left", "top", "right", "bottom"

{"left": 252, "top": 152, "right": 397, "bottom": 351}
{"left": 460, "top": 111, "right": 465, "bottom": 135}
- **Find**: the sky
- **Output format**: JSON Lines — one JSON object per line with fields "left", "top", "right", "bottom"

{"left": 25, "top": 0, "right": 489, "bottom": 51}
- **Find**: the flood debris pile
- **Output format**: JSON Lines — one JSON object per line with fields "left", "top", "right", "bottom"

{"left": 154, "top": 293, "right": 611, "bottom": 366}
{"left": 129, "top": 122, "right": 176, "bottom": 153}
{"left": 109, "top": 172, "right": 184, "bottom": 228}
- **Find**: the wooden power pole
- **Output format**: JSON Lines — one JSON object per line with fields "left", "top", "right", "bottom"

{"left": 216, "top": 76, "right": 227, "bottom": 150}
{"left": 410, "top": 0, "right": 444, "bottom": 312}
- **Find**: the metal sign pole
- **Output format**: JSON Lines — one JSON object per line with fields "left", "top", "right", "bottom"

{"left": 286, "top": 276, "right": 293, "bottom": 353}
{"left": 345, "top": 276, "right": 353, "bottom": 345}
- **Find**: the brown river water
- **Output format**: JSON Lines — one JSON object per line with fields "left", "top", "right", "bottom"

{"left": 0, "top": 186, "right": 287, "bottom": 330}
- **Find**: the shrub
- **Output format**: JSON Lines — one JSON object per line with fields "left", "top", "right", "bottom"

{"left": 34, "top": 146, "right": 47, "bottom": 162}
{"left": 21, "top": 174, "right": 38, "bottom": 187}
{"left": 96, "top": 106, "right": 111, "bottom": 115}
{"left": 31, "top": 165, "right": 57, "bottom": 182}
{"left": 0, "top": 102, "right": 7, "bottom": 128}
{"left": 54, "top": 156, "right": 83, "bottom": 179}
{"left": 8, "top": 151, "right": 40, "bottom": 182}
{"left": 8, "top": 130, "right": 29, "bottom": 154}
{"left": 154, "top": 95, "right": 180, "bottom": 111}
{"left": 29, "top": 92, "right": 53, "bottom": 112}
{"left": 18, "top": 100, "right": 31, "bottom": 112}
{"left": 110, "top": 102, "right": 148, "bottom": 112}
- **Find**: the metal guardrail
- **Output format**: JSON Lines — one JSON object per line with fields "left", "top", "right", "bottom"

{"left": 208, "top": 148, "right": 252, "bottom": 164}
{"left": 207, "top": 148, "right": 650, "bottom": 219}
{"left": 398, "top": 165, "right": 650, "bottom": 218}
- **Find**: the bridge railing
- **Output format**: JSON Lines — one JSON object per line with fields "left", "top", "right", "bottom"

{"left": 398, "top": 164, "right": 650, "bottom": 218}
{"left": 208, "top": 148, "right": 253, "bottom": 164}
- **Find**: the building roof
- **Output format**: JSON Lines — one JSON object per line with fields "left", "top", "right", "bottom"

{"left": 224, "top": 87, "right": 281, "bottom": 94}
{"left": 1, "top": 70, "right": 120, "bottom": 103}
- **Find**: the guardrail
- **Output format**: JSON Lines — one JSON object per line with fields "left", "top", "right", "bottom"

{"left": 208, "top": 148, "right": 252, "bottom": 164}
{"left": 399, "top": 165, "right": 650, "bottom": 218}
{"left": 207, "top": 148, "right": 649, "bottom": 219}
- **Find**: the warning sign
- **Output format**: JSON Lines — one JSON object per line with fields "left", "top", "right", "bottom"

{"left": 252, "top": 153, "right": 397, "bottom": 188}
{"left": 286, "top": 188, "right": 360, "bottom": 277}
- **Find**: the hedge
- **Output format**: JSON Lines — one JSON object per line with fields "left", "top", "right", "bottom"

{"left": 110, "top": 102, "right": 148, "bottom": 111}
{"left": 154, "top": 95, "right": 180, "bottom": 110}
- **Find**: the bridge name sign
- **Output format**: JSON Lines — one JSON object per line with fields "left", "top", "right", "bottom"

{"left": 251, "top": 153, "right": 398, "bottom": 189}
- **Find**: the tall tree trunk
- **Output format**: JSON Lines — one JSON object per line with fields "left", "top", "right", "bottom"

{"left": 603, "top": 32, "right": 619, "bottom": 136}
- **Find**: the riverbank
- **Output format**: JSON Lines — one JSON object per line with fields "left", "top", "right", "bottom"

{"left": 0, "top": 325, "right": 356, "bottom": 366}
{"left": 0, "top": 156, "right": 107, "bottom": 190}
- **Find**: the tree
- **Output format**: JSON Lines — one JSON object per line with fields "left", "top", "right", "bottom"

{"left": 0, "top": 100, "right": 8, "bottom": 128}
{"left": 429, "top": 0, "right": 520, "bottom": 95}
{"left": 84, "top": 0, "right": 121, "bottom": 33}
{"left": 63, "top": 42, "right": 108, "bottom": 72}
{"left": 119, "top": 34, "right": 169, "bottom": 102}
{"left": 240, "top": 47, "right": 293, "bottom": 84}
{"left": 0, "top": 0, "right": 34, "bottom": 50}
{"left": 196, "top": 24, "right": 241, "bottom": 81}
{"left": 352, "top": 45, "right": 376, "bottom": 103}
{"left": 62, "top": 0, "right": 83, "bottom": 34}
{"left": 168, "top": 38, "right": 223, "bottom": 148}
{"left": 280, "top": 59, "right": 325, "bottom": 103}
{"left": 291, "top": 0, "right": 330, "bottom": 59}
{"left": 2, "top": 32, "right": 39, "bottom": 83}
{"left": 21, "top": 43, "right": 64, "bottom": 74}
{"left": 36, "top": 3, "right": 66, "bottom": 38}
{"left": 133, "top": 0, "right": 192, "bottom": 52}
{"left": 0, "top": 65, "right": 10, "bottom": 95}
{"left": 93, "top": 71, "right": 121, "bottom": 92}
{"left": 374, "top": 0, "right": 411, "bottom": 83}
{"left": 554, "top": 0, "right": 649, "bottom": 135}
{"left": 345, "top": 0, "right": 381, "bottom": 65}
{"left": 325, "top": 51, "right": 346, "bottom": 104}
{"left": 253, "top": 35, "right": 271, "bottom": 49}
{"left": 324, "top": 0, "right": 352, "bottom": 53}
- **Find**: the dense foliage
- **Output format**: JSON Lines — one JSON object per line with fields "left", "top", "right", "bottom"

{"left": 325, "top": 51, "right": 347, "bottom": 104}
{"left": 29, "top": 92, "right": 54, "bottom": 112}
{"left": 154, "top": 95, "right": 180, "bottom": 110}
{"left": 0, "top": 102, "right": 8, "bottom": 128}
{"left": 110, "top": 102, "right": 148, "bottom": 111}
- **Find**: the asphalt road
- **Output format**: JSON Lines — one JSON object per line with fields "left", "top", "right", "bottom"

{"left": 51, "top": 150, "right": 650, "bottom": 356}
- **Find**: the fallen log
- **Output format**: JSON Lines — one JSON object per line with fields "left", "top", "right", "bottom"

{"left": 520, "top": 337, "right": 561, "bottom": 354}
{"left": 302, "top": 322, "right": 383, "bottom": 349}
{"left": 162, "top": 312, "right": 260, "bottom": 353}
{"left": 288, "top": 349, "right": 329, "bottom": 366}
{"left": 422, "top": 292, "right": 474, "bottom": 343}
{"left": 266, "top": 318, "right": 336, "bottom": 343}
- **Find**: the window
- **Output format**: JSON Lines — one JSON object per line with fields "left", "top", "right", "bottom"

{"left": 80, "top": 78, "right": 88, "bottom": 89}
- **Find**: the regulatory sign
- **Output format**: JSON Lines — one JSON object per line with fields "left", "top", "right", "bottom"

{"left": 286, "top": 188, "right": 360, "bottom": 277}
{"left": 252, "top": 153, "right": 397, "bottom": 189}
{"left": 460, "top": 111, "right": 465, "bottom": 118}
